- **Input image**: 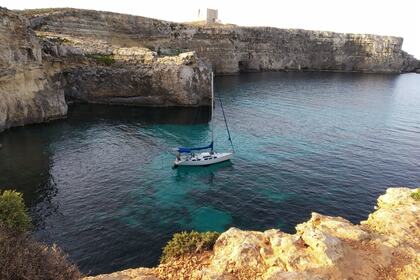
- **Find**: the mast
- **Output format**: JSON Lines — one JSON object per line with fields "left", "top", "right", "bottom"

{"left": 211, "top": 72, "right": 214, "bottom": 149}
{"left": 217, "top": 81, "right": 235, "bottom": 153}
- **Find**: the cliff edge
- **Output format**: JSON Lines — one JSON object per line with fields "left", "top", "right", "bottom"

{"left": 22, "top": 8, "right": 420, "bottom": 74}
{"left": 85, "top": 187, "right": 420, "bottom": 280}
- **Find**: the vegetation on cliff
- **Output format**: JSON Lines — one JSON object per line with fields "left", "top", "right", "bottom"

{"left": 161, "top": 231, "right": 220, "bottom": 263}
{"left": 0, "top": 189, "right": 80, "bottom": 280}
{"left": 411, "top": 188, "right": 420, "bottom": 201}
{"left": 86, "top": 54, "right": 116, "bottom": 66}
{"left": 0, "top": 190, "right": 31, "bottom": 232}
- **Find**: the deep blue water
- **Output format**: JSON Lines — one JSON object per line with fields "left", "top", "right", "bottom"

{"left": 0, "top": 72, "right": 419, "bottom": 275}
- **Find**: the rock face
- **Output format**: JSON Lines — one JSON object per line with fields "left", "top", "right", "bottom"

{"left": 60, "top": 51, "right": 210, "bottom": 107}
{"left": 85, "top": 187, "right": 420, "bottom": 280}
{"left": 23, "top": 8, "right": 420, "bottom": 74}
{"left": 0, "top": 8, "right": 211, "bottom": 132}
{"left": 0, "top": 8, "right": 67, "bottom": 132}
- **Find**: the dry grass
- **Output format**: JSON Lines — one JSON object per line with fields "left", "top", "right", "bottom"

{"left": 0, "top": 225, "right": 81, "bottom": 280}
{"left": 156, "top": 251, "right": 212, "bottom": 280}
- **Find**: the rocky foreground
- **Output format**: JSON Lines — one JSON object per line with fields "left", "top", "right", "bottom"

{"left": 86, "top": 188, "right": 420, "bottom": 280}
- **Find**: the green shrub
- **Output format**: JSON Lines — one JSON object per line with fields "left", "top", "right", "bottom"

{"left": 411, "top": 188, "right": 420, "bottom": 201}
{"left": 0, "top": 190, "right": 31, "bottom": 232}
{"left": 0, "top": 225, "right": 81, "bottom": 280}
{"left": 161, "top": 231, "right": 220, "bottom": 263}
{"left": 86, "top": 54, "right": 115, "bottom": 66}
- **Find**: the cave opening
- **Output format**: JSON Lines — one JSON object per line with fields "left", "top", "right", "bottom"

{"left": 238, "top": 60, "right": 249, "bottom": 72}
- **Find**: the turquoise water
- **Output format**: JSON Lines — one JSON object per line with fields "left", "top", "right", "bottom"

{"left": 0, "top": 72, "right": 419, "bottom": 275}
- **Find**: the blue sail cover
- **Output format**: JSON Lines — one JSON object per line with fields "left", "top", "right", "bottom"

{"left": 177, "top": 142, "right": 213, "bottom": 153}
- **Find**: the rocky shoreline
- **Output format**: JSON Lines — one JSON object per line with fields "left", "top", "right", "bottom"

{"left": 1, "top": 7, "right": 420, "bottom": 133}
{"left": 85, "top": 187, "right": 420, "bottom": 280}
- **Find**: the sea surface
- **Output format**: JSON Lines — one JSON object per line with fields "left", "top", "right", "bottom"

{"left": 1, "top": 72, "right": 419, "bottom": 275}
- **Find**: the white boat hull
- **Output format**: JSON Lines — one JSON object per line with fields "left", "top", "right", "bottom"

{"left": 174, "top": 152, "right": 233, "bottom": 166}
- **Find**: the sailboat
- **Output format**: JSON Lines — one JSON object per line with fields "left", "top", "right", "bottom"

{"left": 173, "top": 73, "right": 234, "bottom": 167}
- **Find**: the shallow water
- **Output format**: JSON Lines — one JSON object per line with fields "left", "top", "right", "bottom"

{"left": 1, "top": 72, "right": 419, "bottom": 275}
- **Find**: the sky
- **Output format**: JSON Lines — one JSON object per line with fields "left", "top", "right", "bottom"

{"left": 1, "top": 0, "right": 419, "bottom": 58}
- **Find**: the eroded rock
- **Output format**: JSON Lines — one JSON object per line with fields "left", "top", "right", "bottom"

{"left": 0, "top": 8, "right": 67, "bottom": 132}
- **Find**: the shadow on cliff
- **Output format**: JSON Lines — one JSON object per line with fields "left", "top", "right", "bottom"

{"left": 66, "top": 104, "right": 211, "bottom": 125}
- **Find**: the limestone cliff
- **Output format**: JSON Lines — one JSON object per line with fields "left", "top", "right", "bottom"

{"left": 0, "top": 8, "right": 67, "bottom": 132}
{"left": 0, "top": 8, "right": 211, "bottom": 132}
{"left": 53, "top": 48, "right": 210, "bottom": 107}
{"left": 22, "top": 8, "right": 420, "bottom": 74}
{"left": 85, "top": 187, "right": 420, "bottom": 280}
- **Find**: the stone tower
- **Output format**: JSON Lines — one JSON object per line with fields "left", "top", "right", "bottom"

{"left": 197, "top": 8, "right": 219, "bottom": 25}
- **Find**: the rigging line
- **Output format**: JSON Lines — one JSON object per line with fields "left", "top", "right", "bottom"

{"left": 211, "top": 72, "right": 214, "bottom": 148}
{"left": 217, "top": 92, "right": 235, "bottom": 153}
